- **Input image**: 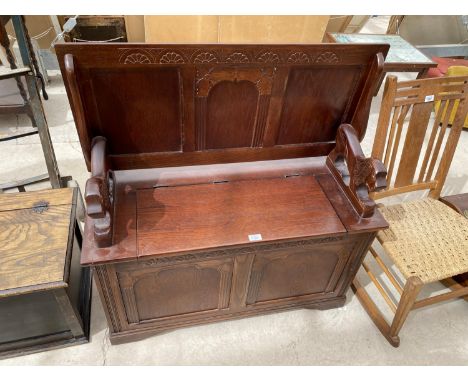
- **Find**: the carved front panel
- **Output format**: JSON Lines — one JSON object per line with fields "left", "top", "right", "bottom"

{"left": 195, "top": 67, "right": 274, "bottom": 150}
{"left": 246, "top": 237, "right": 356, "bottom": 305}
{"left": 116, "top": 258, "right": 233, "bottom": 324}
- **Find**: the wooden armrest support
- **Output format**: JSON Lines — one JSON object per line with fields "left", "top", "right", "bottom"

{"left": 326, "top": 124, "right": 387, "bottom": 218}
{"left": 85, "top": 136, "right": 113, "bottom": 247}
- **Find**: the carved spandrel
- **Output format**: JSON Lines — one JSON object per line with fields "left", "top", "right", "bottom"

{"left": 195, "top": 67, "right": 276, "bottom": 97}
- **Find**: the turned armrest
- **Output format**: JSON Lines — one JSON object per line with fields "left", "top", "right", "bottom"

{"left": 326, "top": 124, "right": 387, "bottom": 218}
{"left": 85, "top": 136, "right": 113, "bottom": 247}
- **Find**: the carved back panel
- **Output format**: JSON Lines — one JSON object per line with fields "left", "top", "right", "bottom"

{"left": 56, "top": 43, "right": 388, "bottom": 170}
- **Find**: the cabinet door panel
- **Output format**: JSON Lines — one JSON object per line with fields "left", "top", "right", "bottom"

{"left": 246, "top": 239, "right": 354, "bottom": 305}
{"left": 117, "top": 259, "right": 233, "bottom": 323}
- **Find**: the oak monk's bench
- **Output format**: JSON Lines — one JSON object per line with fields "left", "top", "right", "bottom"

{"left": 56, "top": 42, "right": 389, "bottom": 344}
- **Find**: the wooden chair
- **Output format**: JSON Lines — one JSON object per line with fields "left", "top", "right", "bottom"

{"left": 352, "top": 74, "right": 468, "bottom": 347}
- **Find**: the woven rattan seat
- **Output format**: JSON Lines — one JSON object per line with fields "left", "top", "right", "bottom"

{"left": 378, "top": 198, "right": 468, "bottom": 283}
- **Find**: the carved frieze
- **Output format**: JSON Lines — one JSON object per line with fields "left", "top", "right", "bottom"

{"left": 121, "top": 51, "right": 154, "bottom": 64}
{"left": 315, "top": 51, "right": 340, "bottom": 64}
{"left": 287, "top": 52, "right": 310, "bottom": 64}
{"left": 193, "top": 52, "right": 219, "bottom": 64}
{"left": 225, "top": 52, "right": 250, "bottom": 63}
{"left": 117, "top": 48, "right": 341, "bottom": 66}
{"left": 257, "top": 51, "right": 281, "bottom": 64}
{"left": 159, "top": 52, "right": 185, "bottom": 64}
{"left": 142, "top": 236, "right": 344, "bottom": 267}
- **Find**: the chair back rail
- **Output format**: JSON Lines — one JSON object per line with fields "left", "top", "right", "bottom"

{"left": 371, "top": 75, "right": 468, "bottom": 200}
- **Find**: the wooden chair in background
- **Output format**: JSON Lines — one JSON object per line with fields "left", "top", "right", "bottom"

{"left": 352, "top": 74, "right": 468, "bottom": 347}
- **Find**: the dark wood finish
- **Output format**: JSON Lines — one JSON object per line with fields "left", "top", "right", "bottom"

{"left": 57, "top": 43, "right": 390, "bottom": 343}
{"left": 0, "top": 188, "right": 91, "bottom": 359}
{"left": 327, "top": 124, "right": 387, "bottom": 217}
{"left": 84, "top": 136, "right": 113, "bottom": 247}
{"left": 56, "top": 43, "right": 389, "bottom": 168}
{"left": 95, "top": 231, "right": 376, "bottom": 344}
{"left": 136, "top": 175, "right": 346, "bottom": 256}
{"left": 440, "top": 193, "right": 468, "bottom": 218}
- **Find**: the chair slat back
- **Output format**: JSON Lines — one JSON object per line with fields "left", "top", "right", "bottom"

{"left": 372, "top": 75, "right": 468, "bottom": 200}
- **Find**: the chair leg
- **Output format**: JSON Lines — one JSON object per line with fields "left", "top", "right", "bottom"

{"left": 353, "top": 275, "right": 424, "bottom": 347}
{"left": 352, "top": 278, "right": 400, "bottom": 347}
{"left": 389, "top": 276, "right": 423, "bottom": 340}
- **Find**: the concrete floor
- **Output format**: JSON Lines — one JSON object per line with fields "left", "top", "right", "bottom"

{"left": 1, "top": 16, "right": 468, "bottom": 365}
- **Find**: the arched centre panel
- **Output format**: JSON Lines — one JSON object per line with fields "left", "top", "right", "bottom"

{"left": 205, "top": 80, "right": 259, "bottom": 149}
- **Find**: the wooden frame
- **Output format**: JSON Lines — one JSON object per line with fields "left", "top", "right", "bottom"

{"left": 353, "top": 74, "right": 468, "bottom": 347}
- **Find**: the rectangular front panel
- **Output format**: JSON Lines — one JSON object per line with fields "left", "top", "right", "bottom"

{"left": 116, "top": 258, "right": 233, "bottom": 323}
{"left": 0, "top": 291, "right": 69, "bottom": 345}
{"left": 88, "top": 67, "right": 182, "bottom": 154}
{"left": 101, "top": 233, "right": 374, "bottom": 337}
{"left": 246, "top": 237, "right": 356, "bottom": 305}
{"left": 136, "top": 175, "right": 346, "bottom": 257}
{"left": 277, "top": 67, "right": 361, "bottom": 145}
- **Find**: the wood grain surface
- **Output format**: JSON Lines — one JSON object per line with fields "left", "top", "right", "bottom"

{"left": 0, "top": 188, "right": 73, "bottom": 212}
{"left": 136, "top": 175, "right": 346, "bottom": 256}
{"left": 0, "top": 188, "right": 74, "bottom": 294}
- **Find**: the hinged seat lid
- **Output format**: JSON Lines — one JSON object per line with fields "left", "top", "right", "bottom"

{"left": 136, "top": 175, "right": 346, "bottom": 257}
